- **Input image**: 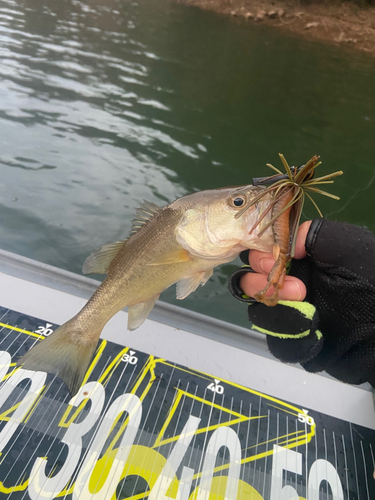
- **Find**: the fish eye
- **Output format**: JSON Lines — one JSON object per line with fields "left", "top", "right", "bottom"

{"left": 234, "top": 197, "right": 244, "bottom": 206}
{"left": 229, "top": 196, "right": 246, "bottom": 209}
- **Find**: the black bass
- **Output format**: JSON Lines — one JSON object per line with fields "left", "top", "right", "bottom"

{"left": 19, "top": 185, "right": 277, "bottom": 395}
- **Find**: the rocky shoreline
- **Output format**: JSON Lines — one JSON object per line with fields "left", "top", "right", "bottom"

{"left": 178, "top": 0, "right": 375, "bottom": 56}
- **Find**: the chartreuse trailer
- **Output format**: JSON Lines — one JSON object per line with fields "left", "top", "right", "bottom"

{"left": 0, "top": 249, "right": 374, "bottom": 500}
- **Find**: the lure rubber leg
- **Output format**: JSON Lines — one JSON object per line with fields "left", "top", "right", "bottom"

{"left": 254, "top": 254, "right": 287, "bottom": 307}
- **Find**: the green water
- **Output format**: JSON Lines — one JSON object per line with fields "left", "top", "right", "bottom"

{"left": 1, "top": 0, "right": 375, "bottom": 327}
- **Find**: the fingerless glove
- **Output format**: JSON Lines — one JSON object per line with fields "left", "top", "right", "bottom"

{"left": 229, "top": 219, "right": 375, "bottom": 387}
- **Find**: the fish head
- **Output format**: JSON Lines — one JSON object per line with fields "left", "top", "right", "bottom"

{"left": 173, "top": 185, "right": 275, "bottom": 261}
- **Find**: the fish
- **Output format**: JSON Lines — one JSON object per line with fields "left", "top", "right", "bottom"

{"left": 19, "top": 184, "right": 277, "bottom": 395}
{"left": 19, "top": 154, "right": 342, "bottom": 396}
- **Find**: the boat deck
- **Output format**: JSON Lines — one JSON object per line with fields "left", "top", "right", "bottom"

{"left": 0, "top": 249, "right": 374, "bottom": 499}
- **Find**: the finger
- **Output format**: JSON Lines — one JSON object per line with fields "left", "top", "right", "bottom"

{"left": 294, "top": 221, "right": 312, "bottom": 259}
{"left": 240, "top": 273, "right": 307, "bottom": 301}
{"left": 248, "top": 220, "right": 313, "bottom": 273}
{"left": 248, "top": 250, "right": 275, "bottom": 274}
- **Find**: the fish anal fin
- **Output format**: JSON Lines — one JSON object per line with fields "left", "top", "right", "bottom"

{"left": 127, "top": 295, "right": 159, "bottom": 331}
{"left": 83, "top": 240, "right": 125, "bottom": 275}
{"left": 176, "top": 269, "right": 213, "bottom": 300}
{"left": 148, "top": 249, "right": 192, "bottom": 266}
{"left": 131, "top": 200, "right": 162, "bottom": 234}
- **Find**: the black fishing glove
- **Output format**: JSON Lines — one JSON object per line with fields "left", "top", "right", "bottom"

{"left": 229, "top": 219, "right": 375, "bottom": 387}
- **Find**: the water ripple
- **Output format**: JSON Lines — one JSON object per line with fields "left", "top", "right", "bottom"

{"left": 0, "top": 156, "right": 57, "bottom": 170}
{"left": 0, "top": 0, "right": 375, "bottom": 328}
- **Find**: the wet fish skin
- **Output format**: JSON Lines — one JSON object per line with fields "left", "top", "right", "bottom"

{"left": 19, "top": 185, "right": 274, "bottom": 395}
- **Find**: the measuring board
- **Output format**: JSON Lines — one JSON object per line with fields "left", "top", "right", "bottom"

{"left": 0, "top": 305, "right": 374, "bottom": 500}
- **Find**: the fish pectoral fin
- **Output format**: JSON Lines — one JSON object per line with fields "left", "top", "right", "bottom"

{"left": 82, "top": 240, "right": 126, "bottom": 275}
{"left": 176, "top": 269, "right": 213, "bottom": 300}
{"left": 147, "top": 249, "right": 192, "bottom": 266}
{"left": 127, "top": 295, "right": 160, "bottom": 331}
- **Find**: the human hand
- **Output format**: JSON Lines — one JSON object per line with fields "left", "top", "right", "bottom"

{"left": 239, "top": 221, "right": 312, "bottom": 302}
{"left": 229, "top": 219, "right": 375, "bottom": 387}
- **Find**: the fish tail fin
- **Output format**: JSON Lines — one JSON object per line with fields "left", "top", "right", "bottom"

{"left": 18, "top": 316, "right": 100, "bottom": 396}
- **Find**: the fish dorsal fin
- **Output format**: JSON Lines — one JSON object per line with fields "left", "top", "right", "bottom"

{"left": 176, "top": 269, "right": 213, "bottom": 300}
{"left": 131, "top": 200, "right": 162, "bottom": 234}
{"left": 127, "top": 295, "right": 160, "bottom": 331}
{"left": 82, "top": 240, "right": 125, "bottom": 275}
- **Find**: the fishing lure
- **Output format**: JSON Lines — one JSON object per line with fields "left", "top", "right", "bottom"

{"left": 237, "top": 154, "right": 343, "bottom": 306}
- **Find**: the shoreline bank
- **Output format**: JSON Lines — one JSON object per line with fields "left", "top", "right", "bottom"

{"left": 179, "top": 0, "right": 375, "bottom": 56}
